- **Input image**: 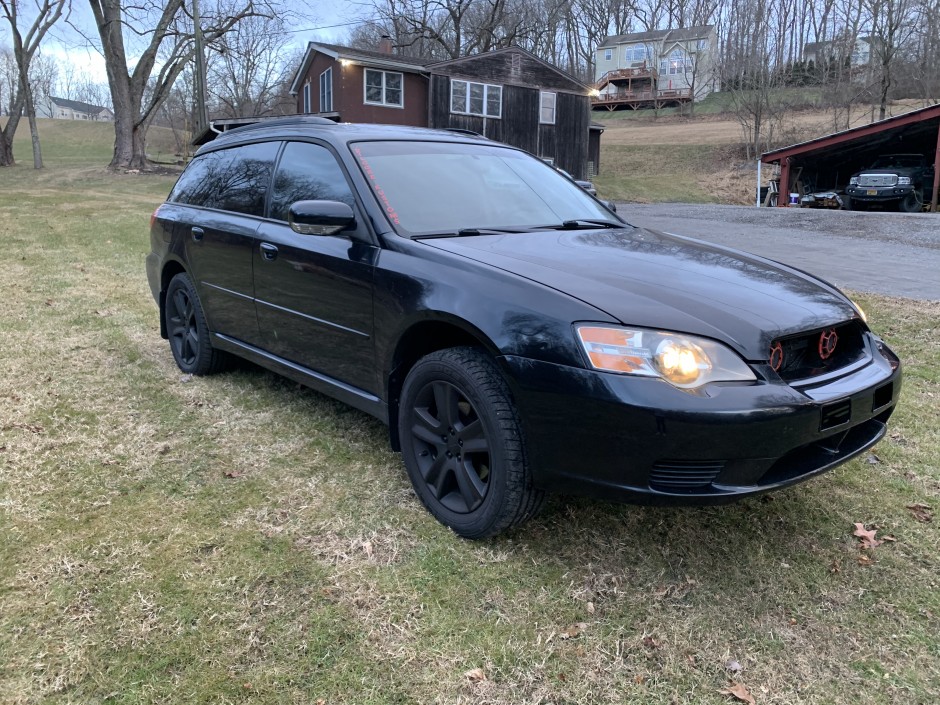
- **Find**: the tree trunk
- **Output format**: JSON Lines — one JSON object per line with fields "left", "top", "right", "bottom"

{"left": 0, "top": 92, "right": 25, "bottom": 167}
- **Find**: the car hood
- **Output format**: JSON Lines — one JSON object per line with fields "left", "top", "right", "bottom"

{"left": 421, "top": 226, "right": 858, "bottom": 359}
{"left": 856, "top": 167, "right": 921, "bottom": 176}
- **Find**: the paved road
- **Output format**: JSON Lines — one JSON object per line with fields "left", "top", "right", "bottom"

{"left": 617, "top": 203, "right": 940, "bottom": 301}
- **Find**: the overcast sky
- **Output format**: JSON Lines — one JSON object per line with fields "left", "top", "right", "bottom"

{"left": 1, "top": 0, "right": 372, "bottom": 88}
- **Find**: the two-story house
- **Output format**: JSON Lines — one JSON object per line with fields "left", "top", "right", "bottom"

{"left": 40, "top": 96, "right": 113, "bottom": 121}
{"left": 592, "top": 26, "right": 718, "bottom": 110}
{"left": 287, "top": 41, "right": 602, "bottom": 178}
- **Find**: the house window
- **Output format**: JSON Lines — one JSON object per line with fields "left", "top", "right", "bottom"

{"left": 319, "top": 68, "right": 333, "bottom": 112}
{"left": 624, "top": 45, "right": 647, "bottom": 63}
{"left": 364, "top": 69, "right": 403, "bottom": 107}
{"left": 540, "top": 92, "right": 556, "bottom": 124}
{"left": 697, "top": 39, "right": 708, "bottom": 51}
{"left": 604, "top": 48, "right": 612, "bottom": 61}
{"left": 450, "top": 80, "right": 501, "bottom": 118}
{"left": 303, "top": 83, "right": 311, "bottom": 113}
{"left": 661, "top": 48, "right": 694, "bottom": 75}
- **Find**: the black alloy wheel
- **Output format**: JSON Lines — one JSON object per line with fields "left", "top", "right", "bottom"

{"left": 164, "top": 273, "right": 226, "bottom": 375}
{"left": 398, "top": 347, "right": 544, "bottom": 538}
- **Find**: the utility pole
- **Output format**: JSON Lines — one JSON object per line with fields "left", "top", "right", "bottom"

{"left": 192, "top": 0, "right": 209, "bottom": 135}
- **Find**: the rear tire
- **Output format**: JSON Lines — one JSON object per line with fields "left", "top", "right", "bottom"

{"left": 398, "top": 347, "right": 544, "bottom": 539}
{"left": 164, "top": 272, "right": 227, "bottom": 375}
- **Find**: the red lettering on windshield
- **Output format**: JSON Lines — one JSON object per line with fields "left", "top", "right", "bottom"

{"left": 354, "top": 147, "right": 400, "bottom": 226}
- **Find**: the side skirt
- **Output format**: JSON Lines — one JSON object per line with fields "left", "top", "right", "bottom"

{"left": 212, "top": 333, "right": 389, "bottom": 424}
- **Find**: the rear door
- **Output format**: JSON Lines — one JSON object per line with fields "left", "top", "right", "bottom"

{"left": 253, "top": 141, "right": 379, "bottom": 394}
{"left": 170, "top": 142, "right": 280, "bottom": 345}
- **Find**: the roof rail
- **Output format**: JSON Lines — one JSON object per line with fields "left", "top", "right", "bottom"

{"left": 223, "top": 115, "right": 336, "bottom": 135}
{"left": 442, "top": 127, "right": 486, "bottom": 138}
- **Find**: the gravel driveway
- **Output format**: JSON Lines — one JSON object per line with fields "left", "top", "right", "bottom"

{"left": 618, "top": 203, "right": 940, "bottom": 301}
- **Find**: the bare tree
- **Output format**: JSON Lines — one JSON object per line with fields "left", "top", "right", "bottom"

{"left": 206, "top": 12, "right": 293, "bottom": 117}
{"left": 0, "top": 0, "right": 70, "bottom": 168}
{"left": 81, "top": 0, "right": 266, "bottom": 171}
{"left": 866, "top": 0, "right": 916, "bottom": 119}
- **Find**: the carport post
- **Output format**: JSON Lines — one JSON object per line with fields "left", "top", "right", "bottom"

{"left": 756, "top": 159, "right": 762, "bottom": 207}
{"left": 778, "top": 159, "right": 791, "bottom": 207}
{"left": 932, "top": 121, "right": 940, "bottom": 213}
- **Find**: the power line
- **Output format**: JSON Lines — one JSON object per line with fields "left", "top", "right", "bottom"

{"left": 283, "top": 18, "right": 369, "bottom": 35}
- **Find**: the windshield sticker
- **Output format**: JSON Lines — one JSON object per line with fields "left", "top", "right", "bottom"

{"left": 354, "top": 147, "right": 401, "bottom": 226}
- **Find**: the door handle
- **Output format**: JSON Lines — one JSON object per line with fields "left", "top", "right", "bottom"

{"left": 191, "top": 226, "right": 204, "bottom": 242}
{"left": 260, "top": 242, "right": 278, "bottom": 261}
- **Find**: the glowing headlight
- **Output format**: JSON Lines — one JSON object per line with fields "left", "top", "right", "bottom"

{"left": 849, "top": 176, "right": 859, "bottom": 185}
{"left": 576, "top": 325, "right": 756, "bottom": 389}
{"left": 897, "top": 176, "right": 912, "bottom": 185}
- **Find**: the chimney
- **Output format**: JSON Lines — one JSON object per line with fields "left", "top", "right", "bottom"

{"left": 378, "top": 34, "right": 393, "bottom": 55}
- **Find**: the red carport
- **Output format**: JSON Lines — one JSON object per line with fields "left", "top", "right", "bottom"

{"left": 761, "top": 103, "right": 940, "bottom": 212}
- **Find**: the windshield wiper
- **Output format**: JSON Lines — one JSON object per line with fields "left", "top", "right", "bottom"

{"left": 555, "top": 219, "right": 624, "bottom": 230}
{"left": 414, "top": 227, "right": 526, "bottom": 239}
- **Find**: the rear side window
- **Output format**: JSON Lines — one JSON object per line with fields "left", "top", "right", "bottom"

{"left": 269, "top": 142, "right": 356, "bottom": 222}
{"left": 170, "top": 142, "right": 279, "bottom": 216}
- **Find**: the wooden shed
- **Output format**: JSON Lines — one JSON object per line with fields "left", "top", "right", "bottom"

{"left": 288, "top": 43, "right": 597, "bottom": 180}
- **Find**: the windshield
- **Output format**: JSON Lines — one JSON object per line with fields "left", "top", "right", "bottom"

{"left": 350, "top": 140, "right": 618, "bottom": 236}
{"left": 871, "top": 155, "right": 924, "bottom": 169}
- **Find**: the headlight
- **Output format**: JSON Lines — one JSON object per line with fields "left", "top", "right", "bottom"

{"left": 849, "top": 176, "right": 859, "bottom": 185}
{"left": 897, "top": 176, "right": 911, "bottom": 185}
{"left": 575, "top": 325, "right": 756, "bottom": 389}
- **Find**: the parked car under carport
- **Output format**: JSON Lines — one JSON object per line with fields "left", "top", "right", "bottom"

{"left": 760, "top": 103, "right": 940, "bottom": 213}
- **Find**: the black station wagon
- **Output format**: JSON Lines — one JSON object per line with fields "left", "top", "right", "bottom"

{"left": 147, "top": 117, "right": 902, "bottom": 538}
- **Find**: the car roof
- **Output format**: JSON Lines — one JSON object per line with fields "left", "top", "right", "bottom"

{"left": 195, "top": 117, "right": 492, "bottom": 156}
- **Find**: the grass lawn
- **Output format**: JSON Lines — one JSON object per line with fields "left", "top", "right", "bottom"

{"left": 1, "top": 143, "right": 939, "bottom": 703}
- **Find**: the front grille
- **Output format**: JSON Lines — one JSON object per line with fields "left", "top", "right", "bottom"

{"left": 858, "top": 173, "right": 898, "bottom": 187}
{"left": 650, "top": 461, "right": 725, "bottom": 490}
{"left": 770, "top": 321, "right": 867, "bottom": 382}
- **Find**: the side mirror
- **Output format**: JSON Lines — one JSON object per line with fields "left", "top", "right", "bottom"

{"left": 288, "top": 200, "right": 356, "bottom": 236}
{"left": 605, "top": 201, "right": 618, "bottom": 213}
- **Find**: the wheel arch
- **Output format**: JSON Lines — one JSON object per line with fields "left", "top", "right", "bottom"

{"left": 159, "top": 259, "right": 188, "bottom": 339}
{"left": 385, "top": 316, "right": 502, "bottom": 451}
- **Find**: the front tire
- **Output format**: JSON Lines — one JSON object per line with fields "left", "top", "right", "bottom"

{"left": 899, "top": 192, "right": 923, "bottom": 213}
{"left": 398, "top": 347, "right": 544, "bottom": 539}
{"left": 164, "top": 272, "right": 227, "bottom": 375}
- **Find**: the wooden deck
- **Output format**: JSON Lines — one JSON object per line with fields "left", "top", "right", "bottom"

{"left": 591, "top": 88, "right": 693, "bottom": 110}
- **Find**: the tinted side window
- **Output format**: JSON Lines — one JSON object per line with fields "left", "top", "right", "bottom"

{"left": 170, "top": 142, "right": 279, "bottom": 217}
{"left": 269, "top": 142, "right": 356, "bottom": 222}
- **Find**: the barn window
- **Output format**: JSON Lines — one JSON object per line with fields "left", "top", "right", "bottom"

{"left": 540, "top": 92, "right": 556, "bottom": 124}
{"left": 364, "top": 69, "right": 403, "bottom": 107}
{"left": 319, "top": 68, "right": 333, "bottom": 112}
{"left": 303, "top": 83, "right": 311, "bottom": 113}
{"left": 451, "top": 80, "right": 501, "bottom": 118}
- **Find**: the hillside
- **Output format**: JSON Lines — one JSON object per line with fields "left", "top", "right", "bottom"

{"left": 0, "top": 118, "right": 182, "bottom": 168}
{"left": 591, "top": 96, "right": 933, "bottom": 204}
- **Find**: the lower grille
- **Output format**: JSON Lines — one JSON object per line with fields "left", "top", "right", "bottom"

{"left": 650, "top": 461, "right": 725, "bottom": 490}
{"left": 820, "top": 399, "right": 852, "bottom": 431}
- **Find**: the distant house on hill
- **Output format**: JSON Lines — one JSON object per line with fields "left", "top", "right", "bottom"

{"left": 803, "top": 37, "right": 878, "bottom": 68}
{"left": 286, "top": 40, "right": 602, "bottom": 178}
{"left": 40, "top": 97, "right": 113, "bottom": 122}
{"left": 592, "top": 25, "right": 718, "bottom": 110}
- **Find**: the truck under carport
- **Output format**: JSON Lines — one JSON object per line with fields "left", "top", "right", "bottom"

{"left": 761, "top": 103, "right": 940, "bottom": 212}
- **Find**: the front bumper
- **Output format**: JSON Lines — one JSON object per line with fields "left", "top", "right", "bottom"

{"left": 501, "top": 335, "right": 901, "bottom": 504}
{"left": 846, "top": 184, "right": 913, "bottom": 202}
